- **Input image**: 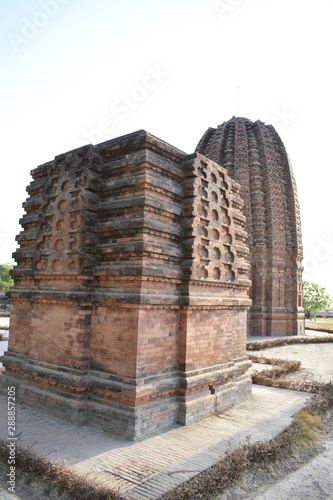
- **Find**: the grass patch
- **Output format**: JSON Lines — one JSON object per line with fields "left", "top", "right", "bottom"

{"left": 305, "top": 320, "right": 333, "bottom": 333}
{"left": 293, "top": 408, "right": 322, "bottom": 446}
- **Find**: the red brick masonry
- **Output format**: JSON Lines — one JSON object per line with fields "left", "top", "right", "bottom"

{"left": 2, "top": 130, "right": 253, "bottom": 439}
{"left": 197, "top": 118, "right": 304, "bottom": 336}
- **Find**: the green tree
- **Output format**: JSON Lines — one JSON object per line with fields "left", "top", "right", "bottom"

{"left": 0, "top": 263, "right": 14, "bottom": 292}
{"left": 303, "top": 281, "right": 332, "bottom": 320}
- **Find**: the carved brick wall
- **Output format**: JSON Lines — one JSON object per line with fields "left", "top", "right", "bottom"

{"left": 197, "top": 117, "right": 304, "bottom": 336}
{"left": 1, "top": 131, "right": 251, "bottom": 440}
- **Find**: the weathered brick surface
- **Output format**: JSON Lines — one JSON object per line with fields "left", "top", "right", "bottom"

{"left": 1, "top": 130, "right": 252, "bottom": 440}
{"left": 197, "top": 118, "right": 304, "bottom": 336}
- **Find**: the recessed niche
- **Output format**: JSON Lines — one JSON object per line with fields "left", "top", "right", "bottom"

{"left": 56, "top": 219, "right": 66, "bottom": 231}
{"left": 61, "top": 180, "right": 70, "bottom": 191}
{"left": 225, "top": 251, "right": 234, "bottom": 263}
{"left": 223, "top": 233, "right": 232, "bottom": 245}
{"left": 68, "top": 260, "right": 77, "bottom": 272}
{"left": 198, "top": 245, "right": 209, "bottom": 258}
{"left": 211, "top": 191, "right": 218, "bottom": 202}
{"left": 198, "top": 205, "right": 208, "bottom": 217}
{"left": 70, "top": 218, "right": 79, "bottom": 229}
{"left": 212, "top": 209, "right": 219, "bottom": 221}
{"left": 212, "top": 228, "right": 220, "bottom": 240}
{"left": 58, "top": 200, "right": 67, "bottom": 211}
{"left": 54, "top": 238, "right": 64, "bottom": 251}
{"left": 70, "top": 240, "right": 78, "bottom": 250}
{"left": 198, "top": 224, "right": 208, "bottom": 237}
{"left": 199, "top": 168, "right": 207, "bottom": 179}
{"left": 197, "top": 265, "right": 208, "bottom": 279}
{"left": 211, "top": 173, "right": 217, "bottom": 183}
{"left": 51, "top": 259, "right": 62, "bottom": 271}
{"left": 198, "top": 186, "right": 208, "bottom": 198}
{"left": 226, "top": 270, "right": 235, "bottom": 282}
{"left": 223, "top": 215, "right": 231, "bottom": 226}
{"left": 213, "top": 267, "right": 221, "bottom": 280}
{"left": 213, "top": 247, "right": 221, "bottom": 260}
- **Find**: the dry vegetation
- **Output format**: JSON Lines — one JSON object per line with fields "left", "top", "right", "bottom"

{"left": 1, "top": 335, "right": 333, "bottom": 499}
{"left": 247, "top": 334, "right": 333, "bottom": 351}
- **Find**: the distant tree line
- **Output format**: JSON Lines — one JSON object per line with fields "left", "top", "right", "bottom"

{"left": 0, "top": 263, "right": 13, "bottom": 292}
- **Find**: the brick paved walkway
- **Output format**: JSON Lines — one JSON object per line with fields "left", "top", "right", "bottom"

{"left": 0, "top": 386, "right": 309, "bottom": 499}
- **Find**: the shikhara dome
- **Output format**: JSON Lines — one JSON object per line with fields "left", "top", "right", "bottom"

{"left": 197, "top": 117, "right": 304, "bottom": 336}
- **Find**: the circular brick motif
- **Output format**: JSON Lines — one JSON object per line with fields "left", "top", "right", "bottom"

{"left": 223, "top": 215, "right": 231, "bottom": 226}
{"left": 70, "top": 218, "right": 79, "bottom": 229}
{"left": 225, "top": 251, "right": 234, "bottom": 263}
{"left": 212, "top": 228, "right": 219, "bottom": 240}
{"left": 61, "top": 180, "right": 70, "bottom": 191}
{"left": 51, "top": 259, "right": 62, "bottom": 271}
{"left": 198, "top": 186, "right": 208, "bottom": 198}
{"left": 58, "top": 200, "right": 67, "bottom": 211}
{"left": 70, "top": 240, "right": 78, "bottom": 250}
{"left": 197, "top": 265, "right": 208, "bottom": 279}
{"left": 223, "top": 233, "right": 232, "bottom": 245}
{"left": 56, "top": 219, "right": 65, "bottom": 231}
{"left": 68, "top": 260, "right": 77, "bottom": 272}
{"left": 212, "top": 209, "right": 219, "bottom": 221}
{"left": 198, "top": 224, "right": 208, "bottom": 237}
{"left": 226, "top": 270, "right": 235, "bottom": 282}
{"left": 54, "top": 238, "right": 64, "bottom": 250}
{"left": 198, "top": 245, "right": 209, "bottom": 258}
{"left": 198, "top": 205, "right": 208, "bottom": 217}
{"left": 213, "top": 247, "right": 221, "bottom": 260}
{"left": 213, "top": 267, "right": 221, "bottom": 280}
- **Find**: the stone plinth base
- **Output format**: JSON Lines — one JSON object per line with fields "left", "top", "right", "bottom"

{"left": 1, "top": 353, "right": 252, "bottom": 440}
{"left": 2, "top": 130, "right": 253, "bottom": 440}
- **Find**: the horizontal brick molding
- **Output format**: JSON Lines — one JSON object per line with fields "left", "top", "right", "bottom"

{"left": 197, "top": 117, "right": 304, "bottom": 337}
{"left": 1, "top": 130, "right": 253, "bottom": 440}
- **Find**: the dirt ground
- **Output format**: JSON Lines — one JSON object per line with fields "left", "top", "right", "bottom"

{"left": 213, "top": 412, "right": 333, "bottom": 500}
{"left": 213, "top": 341, "right": 333, "bottom": 500}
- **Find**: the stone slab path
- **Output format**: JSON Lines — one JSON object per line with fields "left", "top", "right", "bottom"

{"left": 0, "top": 386, "right": 309, "bottom": 499}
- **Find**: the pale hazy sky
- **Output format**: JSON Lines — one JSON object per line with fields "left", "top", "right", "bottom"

{"left": 1, "top": 0, "right": 333, "bottom": 299}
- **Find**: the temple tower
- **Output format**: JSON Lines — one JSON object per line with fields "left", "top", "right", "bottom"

{"left": 197, "top": 117, "right": 304, "bottom": 336}
{"left": 1, "top": 131, "right": 252, "bottom": 439}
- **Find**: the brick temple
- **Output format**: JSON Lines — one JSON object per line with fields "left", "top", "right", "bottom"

{"left": 197, "top": 117, "right": 304, "bottom": 336}
{"left": 1, "top": 130, "right": 254, "bottom": 440}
